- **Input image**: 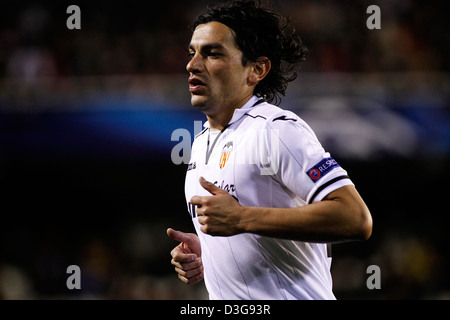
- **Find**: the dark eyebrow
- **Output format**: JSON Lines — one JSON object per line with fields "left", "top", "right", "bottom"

{"left": 188, "top": 43, "right": 225, "bottom": 52}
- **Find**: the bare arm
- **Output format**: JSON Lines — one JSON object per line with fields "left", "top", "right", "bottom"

{"left": 240, "top": 185, "right": 372, "bottom": 243}
{"left": 191, "top": 177, "right": 372, "bottom": 243}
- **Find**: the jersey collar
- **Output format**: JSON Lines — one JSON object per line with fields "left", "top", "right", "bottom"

{"left": 203, "top": 95, "right": 261, "bottom": 129}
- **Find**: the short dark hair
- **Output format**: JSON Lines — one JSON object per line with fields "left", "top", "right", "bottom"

{"left": 192, "top": 0, "right": 308, "bottom": 104}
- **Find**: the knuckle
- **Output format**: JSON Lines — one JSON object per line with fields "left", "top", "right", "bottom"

{"left": 199, "top": 216, "right": 209, "bottom": 225}
{"left": 171, "top": 251, "right": 181, "bottom": 260}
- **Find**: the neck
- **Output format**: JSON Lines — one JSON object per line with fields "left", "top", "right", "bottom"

{"left": 206, "top": 112, "right": 233, "bottom": 131}
{"left": 206, "top": 95, "right": 254, "bottom": 130}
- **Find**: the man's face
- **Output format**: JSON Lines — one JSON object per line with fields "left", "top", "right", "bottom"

{"left": 187, "top": 21, "right": 254, "bottom": 116}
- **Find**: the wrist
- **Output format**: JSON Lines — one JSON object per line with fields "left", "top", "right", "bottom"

{"left": 237, "top": 205, "right": 258, "bottom": 234}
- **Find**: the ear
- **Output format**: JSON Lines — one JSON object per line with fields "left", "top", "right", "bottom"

{"left": 248, "top": 57, "right": 271, "bottom": 86}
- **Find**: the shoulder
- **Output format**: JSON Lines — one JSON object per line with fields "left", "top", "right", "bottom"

{"left": 244, "top": 102, "right": 287, "bottom": 121}
{"left": 245, "top": 102, "right": 316, "bottom": 136}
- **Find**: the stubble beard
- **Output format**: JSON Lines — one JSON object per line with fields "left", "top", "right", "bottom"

{"left": 191, "top": 95, "right": 213, "bottom": 114}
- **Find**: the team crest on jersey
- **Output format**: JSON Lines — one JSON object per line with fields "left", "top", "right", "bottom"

{"left": 219, "top": 141, "right": 233, "bottom": 169}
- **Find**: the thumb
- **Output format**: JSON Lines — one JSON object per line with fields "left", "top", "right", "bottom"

{"left": 167, "top": 228, "right": 193, "bottom": 245}
{"left": 199, "top": 176, "right": 224, "bottom": 195}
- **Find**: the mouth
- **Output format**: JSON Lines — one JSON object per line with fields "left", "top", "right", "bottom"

{"left": 188, "top": 77, "right": 206, "bottom": 94}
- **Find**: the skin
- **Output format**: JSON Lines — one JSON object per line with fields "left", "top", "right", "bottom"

{"left": 167, "top": 21, "right": 372, "bottom": 285}
{"left": 186, "top": 21, "right": 270, "bottom": 130}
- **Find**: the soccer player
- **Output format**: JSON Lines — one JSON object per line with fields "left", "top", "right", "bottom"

{"left": 167, "top": 0, "right": 372, "bottom": 300}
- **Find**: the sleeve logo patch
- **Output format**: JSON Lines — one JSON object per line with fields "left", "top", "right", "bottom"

{"left": 306, "top": 157, "right": 340, "bottom": 183}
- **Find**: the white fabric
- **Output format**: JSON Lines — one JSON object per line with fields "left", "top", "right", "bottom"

{"left": 185, "top": 96, "right": 353, "bottom": 299}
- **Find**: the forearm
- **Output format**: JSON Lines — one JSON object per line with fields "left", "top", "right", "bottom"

{"left": 238, "top": 186, "right": 372, "bottom": 243}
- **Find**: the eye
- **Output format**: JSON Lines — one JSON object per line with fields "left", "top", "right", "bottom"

{"left": 208, "top": 51, "right": 222, "bottom": 59}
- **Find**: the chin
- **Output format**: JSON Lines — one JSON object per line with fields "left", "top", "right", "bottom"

{"left": 191, "top": 95, "right": 209, "bottom": 110}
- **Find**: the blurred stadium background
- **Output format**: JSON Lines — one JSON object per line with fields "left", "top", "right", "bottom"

{"left": 0, "top": 0, "right": 449, "bottom": 299}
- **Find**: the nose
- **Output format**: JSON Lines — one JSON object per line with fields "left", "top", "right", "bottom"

{"left": 186, "top": 52, "right": 202, "bottom": 74}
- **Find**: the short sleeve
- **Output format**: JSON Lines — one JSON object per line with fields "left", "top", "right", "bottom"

{"left": 260, "top": 110, "right": 354, "bottom": 204}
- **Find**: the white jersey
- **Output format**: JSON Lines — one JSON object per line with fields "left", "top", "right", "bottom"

{"left": 185, "top": 96, "right": 353, "bottom": 300}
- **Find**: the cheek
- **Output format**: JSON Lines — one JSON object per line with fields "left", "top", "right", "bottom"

{"left": 214, "top": 67, "right": 248, "bottom": 91}
{"left": 207, "top": 58, "right": 250, "bottom": 95}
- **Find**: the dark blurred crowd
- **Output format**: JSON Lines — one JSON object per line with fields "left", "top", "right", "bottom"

{"left": 0, "top": 0, "right": 447, "bottom": 82}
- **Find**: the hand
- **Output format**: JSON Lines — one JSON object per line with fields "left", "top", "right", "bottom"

{"left": 190, "top": 177, "right": 245, "bottom": 236}
{"left": 167, "top": 228, "right": 204, "bottom": 285}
